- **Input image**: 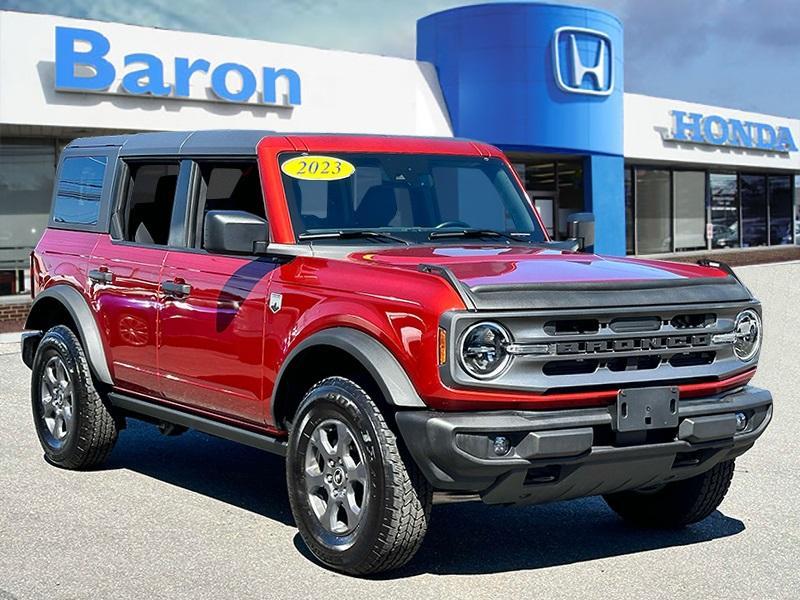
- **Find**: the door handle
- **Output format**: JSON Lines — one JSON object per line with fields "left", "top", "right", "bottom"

{"left": 88, "top": 268, "right": 113, "bottom": 284}
{"left": 161, "top": 280, "right": 192, "bottom": 298}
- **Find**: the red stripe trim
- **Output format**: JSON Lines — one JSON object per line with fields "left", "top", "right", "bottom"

{"left": 675, "top": 368, "right": 756, "bottom": 399}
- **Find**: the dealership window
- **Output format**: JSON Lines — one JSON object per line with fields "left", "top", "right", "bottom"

{"left": 507, "top": 156, "right": 584, "bottom": 240}
{"left": 740, "top": 174, "right": 768, "bottom": 247}
{"left": 625, "top": 168, "right": 634, "bottom": 254}
{"left": 768, "top": 175, "right": 793, "bottom": 245}
{"left": 556, "top": 162, "right": 583, "bottom": 239}
{"left": 710, "top": 173, "right": 738, "bottom": 249}
{"left": 795, "top": 176, "right": 800, "bottom": 245}
{"left": 635, "top": 169, "right": 672, "bottom": 254}
{"left": 673, "top": 171, "right": 706, "bottom": 251}
{"left": 0, "top": 140, "right": 55, "bottom": 270}
{"left": 628, "top": 168, "right": 797, "bottom": 254}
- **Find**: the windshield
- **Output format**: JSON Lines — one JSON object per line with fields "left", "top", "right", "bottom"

{"left": 279, "top": 153, "right": 547, "bottom": 244}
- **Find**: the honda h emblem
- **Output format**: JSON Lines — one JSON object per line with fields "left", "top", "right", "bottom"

{"left": 553, "top": 27, "right": 614, "bottom": 96}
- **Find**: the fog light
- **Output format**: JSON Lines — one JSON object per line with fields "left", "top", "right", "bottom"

{"left": 493, "top": 436, "right": 511, "bottom": 456}
{"left": 735, "top": 412, "right": 748, "bottom": 432}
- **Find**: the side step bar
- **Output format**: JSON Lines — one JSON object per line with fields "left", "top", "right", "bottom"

{"left": 108, "top": 392, "right": 287, "bottom": 457}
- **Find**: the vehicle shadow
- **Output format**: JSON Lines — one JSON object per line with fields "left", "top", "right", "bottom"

{"left": 367, "top": 499, "right": 745, "bottom": 578}
{"left": 104, "top": 419, "right": 294, "bottom": 527}
{"left": 105, "top": 420, "right": 745, "bottom": 576}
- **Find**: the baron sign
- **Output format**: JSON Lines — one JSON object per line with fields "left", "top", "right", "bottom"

{"left": 54, "top": 26, "right": 302, "bottom": 107}
{"left": 663, "top": 110, "right": 797, "bottom": 153}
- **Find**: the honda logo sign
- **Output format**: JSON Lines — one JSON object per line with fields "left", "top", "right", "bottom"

{"left": 552, "top": 27, "right": 614, "bottom": 96}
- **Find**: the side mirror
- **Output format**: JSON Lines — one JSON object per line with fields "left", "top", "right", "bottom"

{"left": 204, "top": 210, "right": 268, "bottom": 255}
{"left": 566, "top": 212, "right": 595, "bottom": 252}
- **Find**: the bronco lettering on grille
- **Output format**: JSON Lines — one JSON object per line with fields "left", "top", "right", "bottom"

{"left": 555, "top": 334, "right": 712, "bottom": 355}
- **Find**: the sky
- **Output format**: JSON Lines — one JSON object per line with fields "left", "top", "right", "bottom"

{"left": 2, "top": 0, "right": 798, "bottom": 117}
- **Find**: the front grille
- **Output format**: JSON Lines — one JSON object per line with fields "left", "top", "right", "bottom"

{"left": 671, "top": 313, "right": 716, "bottom": 329}
{"left": 606, "top": 354, "right": 662, "bottom": 372}
{"left": 609, "top": 316, "right": 661, "bottom": 333}
{"left": 544, "top": 318, "right": 599, "bottom": 335}
{"left": 446, "top": 301, "right": 758, "bottom": 394}
{"left": 669, "top": 351, "right": 715, "bottom": 367}
{"left": 543, "top": 359, "right": 599, "bottom": 376}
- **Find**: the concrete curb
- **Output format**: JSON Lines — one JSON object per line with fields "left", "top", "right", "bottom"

{"left": 735, "top": 260, "right": 800, "bottom": 269}
{"left": 0, "top": 332, "right": 22, "bottom": 344}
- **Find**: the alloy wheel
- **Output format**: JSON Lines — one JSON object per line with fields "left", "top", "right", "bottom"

{"left": 39, "top": 355, "right": 74, "bottom": 446}
{"left": 304, "top": 418, "right": 370, "bottom": 535}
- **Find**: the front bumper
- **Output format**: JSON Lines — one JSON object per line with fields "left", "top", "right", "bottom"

{"left": 395, "top": 385, "right": 772, "bottom": 505}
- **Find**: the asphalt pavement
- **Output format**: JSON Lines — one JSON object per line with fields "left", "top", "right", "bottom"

{"left": 1, "top": 262, "right": 798, "bottom": 599}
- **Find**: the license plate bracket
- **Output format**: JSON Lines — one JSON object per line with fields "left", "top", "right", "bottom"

{"left": 615, "top": 386, "right": 679, "bottom": 432}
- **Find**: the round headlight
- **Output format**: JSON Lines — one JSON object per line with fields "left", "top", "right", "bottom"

{"left": 459, "top": 322, "right": 512, "bottom": 379}
{"left": 733, "top": 309, "right": 762, "bottom": 361}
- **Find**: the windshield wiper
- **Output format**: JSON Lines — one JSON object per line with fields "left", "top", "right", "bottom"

{"left": 428, "top": 229, "right": 526, "bottom": 242}
{"left": 298, "top": 230, "right": 411, "bottom": 245}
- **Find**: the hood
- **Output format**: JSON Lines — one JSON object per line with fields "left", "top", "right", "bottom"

{"left": 348, "top": 245, "right": 752, "bottom": 309}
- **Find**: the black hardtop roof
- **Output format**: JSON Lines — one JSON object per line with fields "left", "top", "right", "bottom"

{"left": 66, "top": 130, "right": 276, "bottom": 156}
{"left": 65, "top": 130, "right": 484, "bottom": 157}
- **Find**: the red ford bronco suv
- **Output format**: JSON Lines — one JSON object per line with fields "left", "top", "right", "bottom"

{"left": 23, "top": 131, "right": 771, "bottom": 575}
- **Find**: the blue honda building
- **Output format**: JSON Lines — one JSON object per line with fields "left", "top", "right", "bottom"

{"left": 416, "top": 2, "right": 798, "bottom": 258}
{"left": 418, "top": 3, "right": 625, "bottom": 255}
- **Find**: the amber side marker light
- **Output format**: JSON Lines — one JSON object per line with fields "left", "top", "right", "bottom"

{"left": 438, "top": 327, "right": 448, "bottom": 365}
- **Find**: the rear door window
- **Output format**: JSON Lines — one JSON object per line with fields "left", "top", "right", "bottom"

{"left": 52, "top": 156, "right": 107, "bottom": 226}
{"left": 122, "top": 163, "right": 180, "bottom": 246}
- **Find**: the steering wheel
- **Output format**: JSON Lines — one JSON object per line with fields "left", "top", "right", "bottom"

{"left": 434, "top": 220, "right": 471, "bottom": 229}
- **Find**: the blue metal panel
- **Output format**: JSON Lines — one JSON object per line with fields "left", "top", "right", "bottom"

{"left": 418, "top": 2, "right": 626, "bottom": 254}
{"left": 586, "top": 154, "right": 626, "bottom": 255}
{"left": 417, "top": 2, "right": 624, "bottom": 154}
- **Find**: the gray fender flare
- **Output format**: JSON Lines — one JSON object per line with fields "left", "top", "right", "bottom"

{"left": 271, "top": 327, "right": 426, "bottom": 417}
{"left": 26, "top": 286, "right": 114, "bottom": 385}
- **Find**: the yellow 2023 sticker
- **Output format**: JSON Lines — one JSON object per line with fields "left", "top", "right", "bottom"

{"left": 281, "top": 155, "right": 355, "bottom": 181}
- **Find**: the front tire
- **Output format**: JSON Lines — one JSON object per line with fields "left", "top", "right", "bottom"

{"left": 603, "top": 460, "right": 736, "bottom": 528}
{"left": 286, "top": 376, "right": 432, "bottom": 575}
{"left": 30, "top": 325, "right": 119, "bottom": 469}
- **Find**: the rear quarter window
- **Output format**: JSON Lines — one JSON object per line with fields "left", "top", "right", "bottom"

{"left": 52, "top": 156, "right": 108, "bottom": 226}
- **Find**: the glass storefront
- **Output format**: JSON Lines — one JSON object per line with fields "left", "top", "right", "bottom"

{"left": 674, "top": 171, "right": 706, "bottom": 251}
{"left": 0, "top": 139, "right": 57, "bottom": 270}
{"left": 635, "top": 169, "right": 671, "bottom": 254}
{"left": 710, "top": 173, "right": 738, "bottom": 249}
{"left": 769, "top": 176, "right": 793, "bottom": 245}
{"left": 626, "top": 166, "right": 798, "bottom": 254}
{"left": 625, "top": 168, "right": 634, "bottom": 254}
{"left": 508, "top": 156, "right": 583, "bottom": 240}
{"left": 795, "top": 176, "right": 800, "bottom": 243}
{"left": 740, "top": 175, "right": 767, "bottom": 247}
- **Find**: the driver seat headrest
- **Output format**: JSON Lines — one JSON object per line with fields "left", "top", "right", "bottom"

{"left": 354, "top": 182, "right": 401, "bottom": 228}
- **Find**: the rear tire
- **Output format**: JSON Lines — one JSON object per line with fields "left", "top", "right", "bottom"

{"left": 286, "top": 376, "right": 432, "bottom": 575}
{"left": 603, "top": 460, "right": 736, "bottom": 528}
{"left": 30, "top": 325, "right": 118, "bottom": 469}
